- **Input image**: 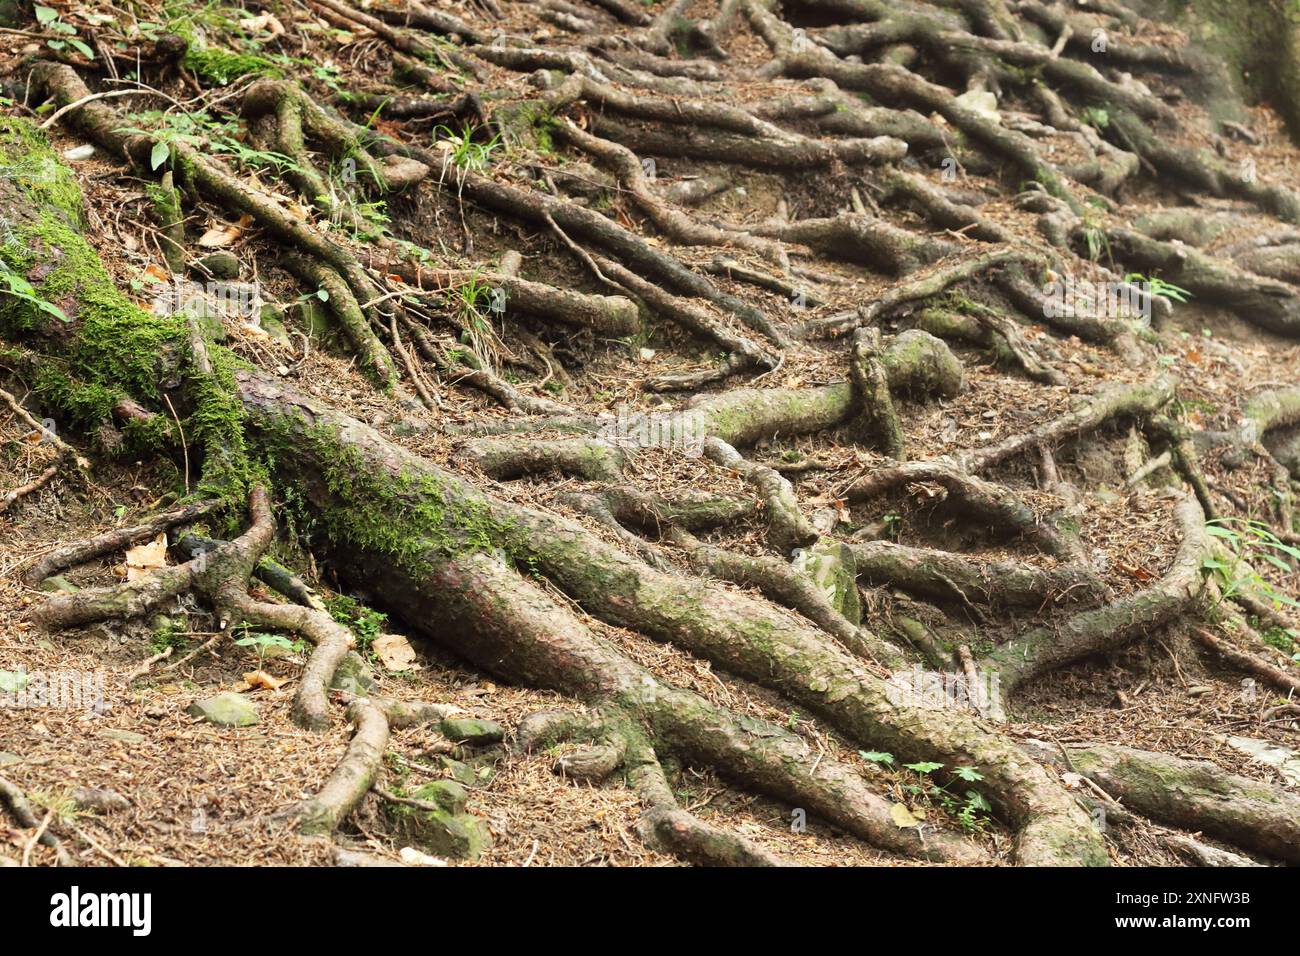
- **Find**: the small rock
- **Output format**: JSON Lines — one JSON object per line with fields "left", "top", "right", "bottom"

{"left": 384, "top": 791, "right": 490, "bottom": 860}
{"left": 101, "top": 729, "right": 147, "bottom": 745}
{"left": 438, "top": 717, "right": 505, "bottom": 747}
{"left": 435, "top": 757, "right": 479, "bottom": 786}
{"left": 1224, "top": 736, "right": 1300, "bottom": 786}
{"left": 38, "top": 575, "right": 80, "bottom": 594}
{"left": 330, "top": 652, "right": 377, "bottom": 695}
{"left": 70, "top": 787, "right": 131, "bottom": 814}
{"left": 293, "top": 298, "right": 336, "bottom": 345}
{"left": 0, "top": 751, "right": 21, "bottom": 767}
{"left": 411, "top": 780, "right": 468, "bottom": 815}
{"left": 194, "top": 251, "right": 241, "bottom": 280}
{"left": 793, "top": 541, "right": 862, "bottom": 625}
{"left": 954, "top": 89, "right": 1000, "bottom": 121}
{"left": 398, "top": 847, "right": 447, "bottom": 867}
{"left": 333, "top": 847, "right": 405, "bottom": 867}
{"left": 187, "top": 692, "right": 258, "bottom": 727}
{"left": 62, "top": 144, "right": 96, "bottom": 161}
{"left": 259, "top": 304, "right": 291, "bottom": 345}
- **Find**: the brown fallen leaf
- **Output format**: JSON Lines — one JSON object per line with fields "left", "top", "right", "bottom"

{"left": 242, "top": 670, "right": 289, "bottom": 691}
{"left": 373, "top": 632, "right": 420, "bottom": 671}
{"left": 239, "top": 12, "right": 286, "bottom": 36}
{"left": 890, "top": 803, "right": 919, "bottom": 828}
{"left": 125, "top": 533, "right": 168, "bottom": 581}
{"left": 197, "top": 214, "right": 253, "bottom": 248}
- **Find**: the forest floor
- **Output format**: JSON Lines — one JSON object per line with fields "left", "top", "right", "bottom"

{"left": 1, "top": 0, "right": 1299, "bottom": 868}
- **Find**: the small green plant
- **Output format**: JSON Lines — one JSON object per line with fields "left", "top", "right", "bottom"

{"left": 433, "top": 125, "right": 501, "bottom": 175}
{"left": 1124, "top": 272, "right": 1193, "bottom": 304}
{"left": 1203, "top": 518, "right": 1300, "bottom": 615}
{"left": 118, "top": 110, "right": 300, "bottom": 177}
{"left": 34, "top": 5, "right": 95, "bottom": 59}
{"left": 28, "top": 788, "right": 83, "bottom": 826}
{"left": 859, "top": 750, "right": 895, "bottom": 765}
{"left": 899, "top": 762, "right": 992, "bottom": 832}
{"left": 1260, "top": 624, "right": 1299, "bottom": 656}
{"left": 327, "top": 594, "right": 387, "bottom": 658}
{"left": 234, "top": 630, "right": 304, "bottom": 664}
{"left": 1080, "top": 106, "right": 1110, "bottom": 129}
{"left": 149, "top": 618, "right": 189, "bottom": 656}
{"left": 449, "top": 270, "right": 504, "bottom": 368}
{"left": 0, "top": 261, "right": 69, "bottom": 322}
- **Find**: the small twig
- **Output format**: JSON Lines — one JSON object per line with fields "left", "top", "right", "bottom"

{"left": 126, "top": 645, "right": 174, "bottom": 683}
{"left": 21, "top": 810, "right": 53, "bottom": 867}
{"left": 159, "top": 633, "right": 223, "bottom": 673}
{"left": 73, "top": 824, "right": 128, "bottom": 867}
{"left": 162, "top": 394, "right": 190, "bottom": 495}
{"left": 38, "top": 88, "right": 139, "bottom": 130}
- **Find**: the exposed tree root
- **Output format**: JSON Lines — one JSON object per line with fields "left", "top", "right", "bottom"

{"left": 281, "top": 700, "right": 389, "bottom": 835}
{"left": 1057, "top": 742, "right": 1300, "bottom": 864}
{"left": 7, "top": 0, "right": 1300, "bottom": 868}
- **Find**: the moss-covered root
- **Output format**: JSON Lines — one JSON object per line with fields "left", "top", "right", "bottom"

{"left": 1063, "top": 743, "right": 1300, "bottom": 864}
{"left": 668, "top": 527, "right": 908, "bottom": 668}
{"left": 281, "top": 700, "right": 389, "bottom": 836}
{"left": 1103, "top": 225, "right": 1300, "bottom": 337}
{"left": 30, "top": 61, "right": 399, "bottom": 380}
{"left": 847, "top": 540, "right": 1104, "bottom": 610}
{"left": 703, "top": 437, "right": 819, "bottom": 554}
{"left": 36, "top": 561, "right": 199, "bottom": 630}
{"left": 235, "top": 373, "right": 1102, "bottom": 864}
{"left": 380, "top": 551, "right": 983, "bottom": 865}
{"left": 617, "top": 730, "right": 787, "bottom": 867}
{"left": 846, "top": 460, "right": 1080, "bottom": 561}
{"left": 466, "top": 436, "right": 627, "bottom": 482}
{"left": 281, "top": 256, "right": 402, "bottom": 394}
{"left": 35, "top": 485, "right": 351, "bottom": 731}
{"left": 960, "top": 376, "right": 1177, "bottom": 474}
{"left": 849, "top": 328, "right": 906, "bottom": 458}
{"left": 644, "top": 685, "right": 989, "bottom": 864}
{"left": 206, "top": 488, "right": 356, "bottom": 731}
{"left": 512, "top": 505, "right": 1106, "bottom": 865}
{"left": 980, "top": 495, "right": 1208, "bottom": 698}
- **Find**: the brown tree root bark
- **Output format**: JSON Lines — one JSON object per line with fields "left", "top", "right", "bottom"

{"left": 1190, "top": 627, "right": 1300, "bottom": 698}
{"left": 235, "top": 371, "right": 1105, "bottom": 865}
{"left": 29, "top": 63, "right": 407, "bottom": 391}
{"left": 848, "top": 541, "right": 1103, "bottom": 610}
{"left": 280, "top": 700, "right": 389, "bottom": 835}
{"left": 979, "top": 495, "right": 1208, "bottom": 699}
{"left": 1057, "top": 742, "right": 1300, "bottom": 864}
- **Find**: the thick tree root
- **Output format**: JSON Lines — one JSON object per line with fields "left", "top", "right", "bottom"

{"left": 22, "top": 500, "right": 220, "bottom": 587}
{"left": 1058, "top": 742, "right": 1300, "bottom": 864}
{"left": 979, "top": 495, "right": 1207, "bottom": 699}
{"left": 235, "top": 371, "right": 1106, "bottom": 865}
{"left": 280, "top": 700, "right": 389, "bottom": 835}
